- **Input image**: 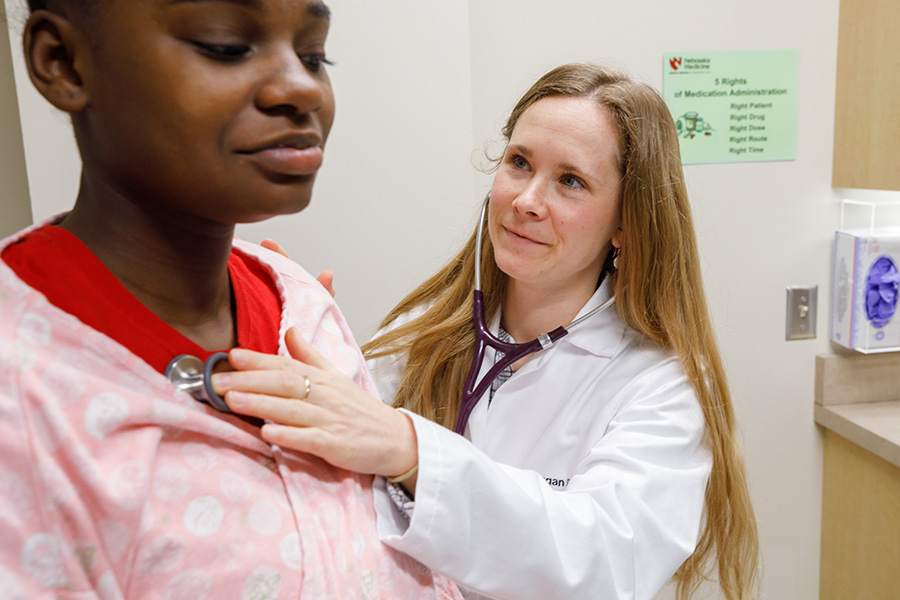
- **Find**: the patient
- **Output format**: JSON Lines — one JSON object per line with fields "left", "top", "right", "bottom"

{"left": 0, "top": 0, "right": 459, "bottom": 597}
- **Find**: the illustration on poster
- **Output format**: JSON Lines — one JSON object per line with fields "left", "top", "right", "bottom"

{"left": 675, "top": 111, "right": 714, "bottom": 138}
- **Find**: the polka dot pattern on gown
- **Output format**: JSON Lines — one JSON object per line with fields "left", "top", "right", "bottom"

{"left": 0, "top": 235, "right": 462, "bottom": 600}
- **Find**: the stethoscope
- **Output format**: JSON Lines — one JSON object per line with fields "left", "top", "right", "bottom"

{"left": 454, "top": 195, "right": 616, "bottom": 434}
{"left": 165, "top": 352, "right": 234, "bottom": 412}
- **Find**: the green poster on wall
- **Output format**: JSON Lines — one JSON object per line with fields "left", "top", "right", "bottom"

{"left": 663, "top": 49, "right": 799, "bottom": 165}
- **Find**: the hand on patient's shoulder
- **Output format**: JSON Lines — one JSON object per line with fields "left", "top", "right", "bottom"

{"left": 261, "top": 238, "right": 290, "bottom": 258}
{"left": 315, "top": 269, "right": 335, "bottom": 297}
{"left": 261, "top": 238, "right": 335, "bottom": 297}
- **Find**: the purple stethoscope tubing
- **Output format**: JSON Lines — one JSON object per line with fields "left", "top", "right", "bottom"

{"left": 453, "top": 196, "right": 616, "bottom": 434}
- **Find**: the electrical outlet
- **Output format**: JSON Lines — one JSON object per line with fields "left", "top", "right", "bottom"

{"left": 786, "top": 286, "right": 817, "bottom": 340}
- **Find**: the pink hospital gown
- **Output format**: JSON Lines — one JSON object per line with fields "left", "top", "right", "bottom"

{"left": 0, "top": 225, "right": 461, "bottom": 600}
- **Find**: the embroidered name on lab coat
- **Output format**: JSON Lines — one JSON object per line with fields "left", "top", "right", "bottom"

{"left": 545, "top": 477, "right": 570, "bottom": 489}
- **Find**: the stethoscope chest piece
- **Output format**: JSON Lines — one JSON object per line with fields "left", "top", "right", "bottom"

{"left": 165, "top": 352, "right": 232, "bottom": 413}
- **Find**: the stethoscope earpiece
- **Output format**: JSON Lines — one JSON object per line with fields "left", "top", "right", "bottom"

{"left": 165, "top": 352, "right": 232, "bottom": 412}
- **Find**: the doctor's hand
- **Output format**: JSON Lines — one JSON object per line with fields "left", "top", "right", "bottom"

{"left": 261, "top": 239, "right": 335, "bottom": 297}
{"left": 211, "top": 327, "right": 418, "bottom": 483}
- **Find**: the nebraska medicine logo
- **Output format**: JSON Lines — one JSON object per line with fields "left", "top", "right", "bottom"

{"left": 667, "top": 56, "right": 711, "bottom": 72}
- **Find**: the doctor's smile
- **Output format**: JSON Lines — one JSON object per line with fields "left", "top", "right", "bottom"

{"left": 501, "top": 225, "right": 548, "bottom": 246}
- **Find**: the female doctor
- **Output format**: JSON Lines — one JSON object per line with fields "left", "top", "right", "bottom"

{"left": 213, "top": 63, "right": 760, "bottom": 599}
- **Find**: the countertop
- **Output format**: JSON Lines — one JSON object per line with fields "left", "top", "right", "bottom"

{"left": 815, "top": 352, "right": 900, "bottom": 468}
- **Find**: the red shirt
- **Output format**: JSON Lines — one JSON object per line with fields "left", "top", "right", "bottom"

{"left": 2, "top": 225, "right": 282, "bottom": 374}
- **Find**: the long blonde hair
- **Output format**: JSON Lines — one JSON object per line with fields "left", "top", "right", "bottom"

{"left": 363, "top": 63, "right": 759, "bottom": 599}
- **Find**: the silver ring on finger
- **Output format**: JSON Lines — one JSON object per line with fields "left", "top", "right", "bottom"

{"left": 299, "top": 375, "right": 312, "bottom": 401}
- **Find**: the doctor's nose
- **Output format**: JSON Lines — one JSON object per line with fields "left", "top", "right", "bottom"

{"left": 512, "top": 182, "right": 549, "bottom": 219}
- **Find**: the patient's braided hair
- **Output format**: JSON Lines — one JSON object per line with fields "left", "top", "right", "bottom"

{"left": 26, "top": 0, "right": 98, "bottom": 27}
{"left": 27, "top": 0, "right": 93, "bottom": 13}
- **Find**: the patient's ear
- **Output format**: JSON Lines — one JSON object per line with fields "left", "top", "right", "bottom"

{"left": 23, "top": 10, "right": 90, "bottom": 113}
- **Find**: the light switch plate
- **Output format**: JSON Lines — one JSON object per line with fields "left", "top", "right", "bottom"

{"left": 786, "top": 286, "right": 817, "bottom": 340}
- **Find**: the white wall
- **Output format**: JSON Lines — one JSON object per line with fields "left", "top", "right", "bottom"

{"left": 4, "top": 0, "right": 82, "bottom": 223}
{"left": 4, "top": 0, "right": 860, "bottom": 597}
{"left": 0, "top": 1, "right": 32, "bottom": 238}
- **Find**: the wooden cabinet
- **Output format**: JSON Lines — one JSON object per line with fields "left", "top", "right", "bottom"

{"left": 815, "top": 353, "right": 900, "bottom": 598}
{"left": 832, "top": 0, "right": 900, "bottom": 190}
{"left": 819, "top": 430, "right": 900, "bottom": 599}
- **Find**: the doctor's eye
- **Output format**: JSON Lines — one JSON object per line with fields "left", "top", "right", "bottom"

{"left": 561, "top": 175, "right": 585, "bottom": 189}
{"left": 193, "top": 42, "right": 252, "bottom": 62}
{"left": 509, "top": 155, "right": 530, "bottom": 170}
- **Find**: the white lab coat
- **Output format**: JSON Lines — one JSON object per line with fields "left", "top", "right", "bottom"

{"left": 369, "top": 280, "right": 712, "bottom": 600}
